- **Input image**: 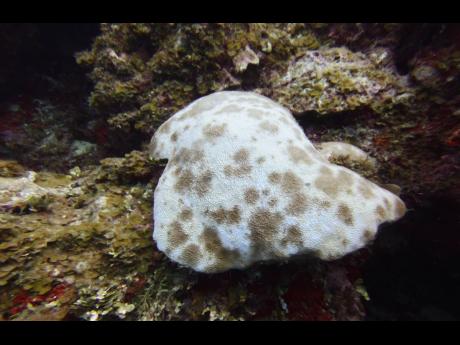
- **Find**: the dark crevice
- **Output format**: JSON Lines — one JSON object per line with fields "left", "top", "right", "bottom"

{"left": 294, "top": 107, "right": 377, "bottom": 129}
{"left": 0, "top": 24, "right": 103, "bottom": 173}
{"left": 393, "top": 23, "right": 447, "bottom": 75}
{"left": 0, "top": 23, "right": 100, "bottom": 101}
{"left": 363, "top": 196, "right": 460, "bottom": 320}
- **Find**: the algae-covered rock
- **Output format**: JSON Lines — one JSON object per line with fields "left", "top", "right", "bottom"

{"left": 98, "top": 150, "right": 156, "bottom": 184}
{"left": 76, "top": 23, "right": 323, "bottom": 135}
{"left": 0, "top": 160, "right": 26, "bottom": 177}
{"left": 0, "top": 159, "right": 156, "bottom": 320}
{"left": 268, "top": 47, "right": 413, "bottom": 115}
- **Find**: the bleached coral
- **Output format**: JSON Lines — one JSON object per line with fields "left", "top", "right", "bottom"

{"left": 149, "top": 91, "right": 406, "bottom": 273}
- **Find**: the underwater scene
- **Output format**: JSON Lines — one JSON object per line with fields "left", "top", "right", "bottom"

{"left": 0, "top": 23, "right": 459, "bottom": 321}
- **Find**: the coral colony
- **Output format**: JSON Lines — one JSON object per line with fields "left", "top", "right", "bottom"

{"left": 150, "top": 92, "right": 406, "bottom": 273}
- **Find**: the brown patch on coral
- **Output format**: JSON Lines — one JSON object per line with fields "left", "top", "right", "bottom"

{"left": 178, "top": 97, "right": 218, "bottom": 121}
{"left": 223, "top": 149, "right": 252, "bottom": 177}
{"left": 244, "top": 188, "right": 259, "bottom": 204}
{"left": 376, "top": 205, "right": 386, "bottom": 220}
{"left": 195, "top": 170, "right": 213, "bottom": 196}
{"left": 174, "top": 169, "right": 194, "bottom": 193}
{"left": 249, "top": 208, "right": 284, "bottom": 258}
{"left": 203, "top": 123, "right": 227, "bottom": 139}
{"left": 168, "top": 221, "right": 188, "bottom": 246}
{"left": 223, "top": 165, "right": 233, "bottom": 177}
{"left": 287, "top": 145, "right": 312, "bottom": 165}
{"left": 268, "top": 171, "right": 303, "bottom": 198}
{"left": 286, "top": 193, "right": 308, "bottom": 216}
{"left": 170, "top": 132, "right": 178, "bottom": 142}
{"left": 268, "top": 198, "right": 278, "bottom": 207}
{"left": 280, "top": 171, "right": 303, "bottom": 194}
{"left": 201, "top": 226, "right": 241, "bottom": 272}
{"left": 268, "top": 172, "right": 281, "bottom": 184}
{"left": 317, "top": 199, "right": 332, "bottom": 209}
{"left": 157, "top": 121, "right": 171, "bottom": 134}
{"left": 180, "top": 208, "right": 193, "bottom": 222}
{"left": 180, "top": 244, "right": 201, "bottom": 267}
{"left": 259, "top": 121, "right": 279, "bottom": 133}
{"left": 358, "top": 182, "right": 375, "bottom": 199}
{"left": 215, "top": 104, "right": 243, "bottom": 114}
{"left": 338, "top": 170, "right": 354, "bottom": 186}
{"left": 233, "top": 148, "right": 249, "bottom": 163}
{"left": 316, "top": 169, "right": 353, "bottom": 198}
{"left": 209, "top": 205, "right": 241, "bottom": 225}
{"left": 395, "top": 199, "right": 406, "bottom": 218}
{"left": 279, "top": 117, "right": 290, "bottom": 126}
{"left": 281, "top": 225, "right": 303, "bottom": 247}
{"left": 362, "top": 228, "right": 374, "bottom": 241}
{"left": 247, "top": 109, "right": 265, "bottom": 120}
{"left": 337, "top": 204, "right": 354, "bottom": 226}
{"left": 223, "top": 164, "right": 252, "bottom": 177}
{"left": 256, "top": 156, "right": 266, "bottom": 164}
{"left": 320, "top": 165, "right": 333, "bottom": 175}
{"left": 383, "top": 197, "right": 391, "bottom": 210}
{"left": 171, "top": 148, "right": 204, "bottom": 166}
{"left": 237, "top": 97, "right": 270, "bottom": 106}
{"left": 174, "top": 169, "right": 212, "bottom": 196}
{"left": 173, "top": 167, "right": 182, "bottom": 176}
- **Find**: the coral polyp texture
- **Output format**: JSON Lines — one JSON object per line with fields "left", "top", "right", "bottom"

{"left": 149, "top": 91, "right": 406, "bottom": 273}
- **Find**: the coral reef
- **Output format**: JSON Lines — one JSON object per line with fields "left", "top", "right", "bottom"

{"left": 75, "top": 23, "right": 323, "bottom": 136}
{"left": 0, "top": 23, "right": 459, "bottom": 321}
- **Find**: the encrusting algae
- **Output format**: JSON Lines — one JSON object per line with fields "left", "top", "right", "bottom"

{"left": 0, "top": 155, "right": 156, "bottom": 320}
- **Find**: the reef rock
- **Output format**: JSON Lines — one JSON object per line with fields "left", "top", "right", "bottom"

{"left": 269, "top": 47, "right": 413, "bottom": 115}
{"left": 149, "top": 91, "right": 406, "bottom": 273}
